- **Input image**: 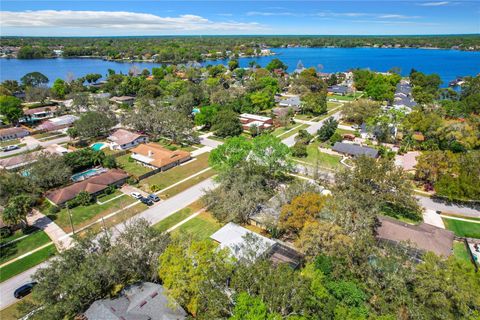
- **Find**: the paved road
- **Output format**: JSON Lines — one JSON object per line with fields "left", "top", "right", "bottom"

{"left": 1, "top": 135, "right": 71, "bottom": 156}
{"left": 417, "top": 196, "right": 480, "bottom": 218}
{"left": 282, "top": 111, "right": 342, "bottom": 147}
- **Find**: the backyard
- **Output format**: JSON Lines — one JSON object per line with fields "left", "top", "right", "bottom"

{"left": 453, "top": 241, "right": 471, "bottom": 264}
{"left": 443, "top": 218, "right": 480, "bottom": 239}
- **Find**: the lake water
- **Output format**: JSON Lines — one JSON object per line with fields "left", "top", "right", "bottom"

{"left": 1, "top": 47, "right": 479, "bottom": 86}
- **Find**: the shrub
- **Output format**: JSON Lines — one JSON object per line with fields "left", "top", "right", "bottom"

{"left": 150, "top": 184, "right": 161, "bottom": 192}
{"left": 0, "top": 227, "right": 13, "bottom": 239}
{"left": 49, "top": 205, "right": 60, "bottom": 215}
{"left": 291, "top": 142, "right": 308, "bottom": 158}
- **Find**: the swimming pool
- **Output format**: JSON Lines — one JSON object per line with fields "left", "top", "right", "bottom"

{"left": 91, "top": 142, "right": 107, "bottom": 151}
{"left": 71, "top": 168, "right": 106, "bottom": 182}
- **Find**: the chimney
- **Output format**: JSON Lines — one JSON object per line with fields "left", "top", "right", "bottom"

{"left": 148, "top": 150, "right": 153, "bottom": 157}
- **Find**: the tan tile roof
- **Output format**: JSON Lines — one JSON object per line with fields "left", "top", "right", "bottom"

{"left": 108, "top": 129, "right": 146, "bottom": 146}
{"left": 46, "top": 169, "right": 129, "bottom": 205}
{"left": 23, "top": 106, "right": 57, "bottom": 115}
{"left": 376, "top": 216, "right": 454, "bottom": 257}
{"left": 131, "top": 143, "right": 190, "bottom": 168}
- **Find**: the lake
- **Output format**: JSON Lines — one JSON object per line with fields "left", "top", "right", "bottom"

{"left": 1, "top": 47, "right": 479, "bottom": 86}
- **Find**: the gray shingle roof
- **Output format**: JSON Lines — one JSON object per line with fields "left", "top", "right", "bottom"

{"left": 328, "top": 85, "right": 348, "bottom": 94}
{"left": 332, "top": 142, "right": 379, "bottom": 158}
{"left": 84, "top": 282, "right": 186, "bottom": 320}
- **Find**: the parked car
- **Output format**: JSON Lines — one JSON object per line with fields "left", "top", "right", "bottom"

{"left": 3, "top": 145, "right": 19, "bottom": 152}
{"left": 140, "top": 197, "right": 153, "bottom": 206}
{"left": 14, "top": 282, "right": 37, "bottom": 299}
{"left": 131, "top": 192, "right": 142, "bottom": 199}
{"left": 148, "top": 194, "right": 160, "bottom": 202}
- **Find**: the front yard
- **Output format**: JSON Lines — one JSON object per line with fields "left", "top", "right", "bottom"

{"left": 0, "top": 228, "right": 51, "bottom": 264}
{"left": 116, "top": 154, "right": 152, "bottom": 177}
{"left": 443, "top": 218, "right": 480, "bottom": 239}
{"left": 293, "top": 143, "right": 343, "bottom": 170}
{"left": 173, "top": 211, "right": 223, "bottom": 241}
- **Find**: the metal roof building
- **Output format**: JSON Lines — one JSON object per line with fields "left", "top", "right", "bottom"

{"left": 332, "top": 142, "right": 379, "bottom": 158}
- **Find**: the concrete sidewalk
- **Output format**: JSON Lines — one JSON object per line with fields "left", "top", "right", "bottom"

{"left": 422, "top": 209, "right": 445, "bottom": 229}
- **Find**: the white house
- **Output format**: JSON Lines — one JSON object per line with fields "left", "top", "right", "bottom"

{"left": 108, "top": 129, "right": 148, "bottom": 150}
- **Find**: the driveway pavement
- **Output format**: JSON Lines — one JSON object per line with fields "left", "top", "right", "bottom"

{"left": 28, "top": 210, "right": 73, "bottom": 251}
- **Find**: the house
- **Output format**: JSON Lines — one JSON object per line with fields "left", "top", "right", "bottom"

{"left": 278, "top": 95, "right": 302, "bottom": 111}
{"left": 392, "top": 80, "right": 416, "bottom": 113}
{"left": 0, "top": 144, "right": 70, "bottom": 171}
{"left": 332, "top": 142, "right": 379, "bottom": 158}
{"left": 21, "top": 106, "right": 57, "bottom": 123}
{"left": 0, "top": 127, "right": 29, "bottom": 141}
{"left": 84, "top": 282, "right": 186, "bottom": 320}
{"left": 130, "top": 143, "right": 191, "bottom": 171}
{"left": 211, "top": 223, "right": 303, "bottom": 268}
{"left": 46, "top": 169, "right": 129, "bottom": 206}
{"left": 37, "top": 115, "right": 79, "bottom": 132}
{"left": 110, "top": 96, "right": 135, "bottom": 106}
{"left": 108, "top": 129, "right": 148, "bottom": 150}
{"left": 376, "top": 216, "right": 454, "bottom": 259}
{"left": 239, "top": 113, "right": 273, "bottom": 131}
{"left": 327, "top": 85, "right": 349, "bottom": 96}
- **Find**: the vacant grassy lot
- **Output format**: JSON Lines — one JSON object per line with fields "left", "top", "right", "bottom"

{"left": 51, "top": 196, "right": 137, "bottom": 233}
{"left": 0, "top": 229, "right": 51, "bottom": 264}
{"left": 443, "top": 218, "right": 480, "bottom": 238}
{"left": 116, "top": 154, "right": 152, "bottom": 177}
{"left": 0, "top": 244, "right": 56, "bottom": 283}
{"left": 173, "top": 212, "right": 223, "bottom": 241}
{"left": 139, "top": 152, "right": 210, "bottom": 193}
{"left": 293, "top": 143, "right": 342, "bottom": 170}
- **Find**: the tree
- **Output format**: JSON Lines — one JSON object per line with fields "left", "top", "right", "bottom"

{"left": 413, "top": 253, "right": 480, "bottom": 320}
{"left": 28, "top": 153, "right": 71, "bottom": 190}
{"left": 291, "top": 142, "right": 307, "bottom": 158}
{"left": 195, "top": 105, "right": 218, "bottom": 128}
{"left": 0, "top": 170, "right": 38, "bottom": 206}
{"left": 250, "top": 134, "right": 293, "bottom": 178}
{"left": 335, "top": 156, "right": 421, "bottom": 221}
{"left": 212, "top": 109, "right": 243, "bottom": 138}
{"left": 302, "top": 92, "right": 327, "bottom": 115}
{"left": 209, "top": 136, "right": 252, "bottom": 172}
{"left": 279, "top": 192, "right": 328, "bottom": 235}
{"left": 51, "top": 78, "right": 68, "bottom": 99}
{"left": 25, "top": 86, "right": 49, "bottom": 103}
{"left": 63, "top": 149, "right": 105, "bottom": 173}
{"left": 265, "top": 58, "right": 288, "bottom": 71}
{"left": 342, "top": 99, "right": 381, "bottom": 125}
{"left": 27, "top": 219, "right": 169, "bottom": 320}
{"left": 249, "top": 90, "right": 275, "bottom": 112}
{"left": 85, "top": 73, "right": 102, "bottom": 84}
{"left": 0, "top": 95, "right": 23, "bottom": 124}
{"left": 229, "top": 293, "right": 280, "bottom": 320}
{"left": 20, "top": 72, "right": 49, "bottom": 87}
{"left": 228, "top": 59, "right": 239, "bottom": 71}
{"left": 73, "top": 111, "right": 117, "bottom": 139}
{"left": 317, "top": 117, "right": 338, "bottom": 142}
{"left": 2, "top": 194, "right": 34, "bottom": 227}
{"left": 159, "top": 238, "right": 234, "bottom": 316}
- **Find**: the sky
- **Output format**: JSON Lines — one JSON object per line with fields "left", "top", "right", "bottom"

{"left": 1, "top": 1, "right": 479, "bottom": 36}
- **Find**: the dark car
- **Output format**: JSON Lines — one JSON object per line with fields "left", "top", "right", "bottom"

{"left": 14, "top": 282, "right": 37, "bottom": 299}
{"left": 148, "top": 194, "right": 160, "bottom": 202}
{"left": 139, "top": 197, "right": 153, "bottom": 206}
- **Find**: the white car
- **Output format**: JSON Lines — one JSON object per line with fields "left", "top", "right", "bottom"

{"left": 3, "top": 145, "right": 19, "bottom": 152}
{"left": 131, "top": 192, "right": 142, "bottom": 199}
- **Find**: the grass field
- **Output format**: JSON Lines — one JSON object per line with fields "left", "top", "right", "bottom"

{"left": 0, "top": 229, "right": 51, "bottom": 264}
{"left": 453, "top": 241, "right": 471, "bottom": 263}
{"left": 443, "top": 218, "right": 480, "bottom": 238}
{"left": 0, "top": 296, "right": 34, "bottom": 320}
{"left": 153, "top": 201, "right": 205, "bottom": 233}
{"left": 273, "top": 123, "right": 309, "bottom": 139}
{"left": 51, "top": 196, "right": 137, "bottom": 233}
{"left": 173, "top": 212, "right": 223, "bottom": 241}
{"left": 97, "top": 190, "right": 124, "bottom": 203}
{"left": 0, "top": 244, "right": 56, "bottom": 283}
{"left": 139, "top": 152, "right": 211, "bottom": 193}
{"left": 328, "top": 93, "right": 362, "bottom": 101}
{"left": 116, "top": 154, "right": 152, "bottom": 177}
{"left": 0, "top": 139, "right": 22, "bottom": 147}
{"left": 293, "top": 143, "right": 342, "bottom": 170}
{"left": 158, "top": 169, "right": 215, "bottom": 199}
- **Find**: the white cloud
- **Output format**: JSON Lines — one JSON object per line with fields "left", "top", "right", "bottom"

{"left": 379, "top": 14, "right": 421, "bottom": 19}
{"left": 0, "top": 10, "right": 265, "bottom": 33}
{"left": 418, "top": 2, "right": 449, "bottom": 6}
{"left": 246, "top": 11, "right": 298, "bottom": 16}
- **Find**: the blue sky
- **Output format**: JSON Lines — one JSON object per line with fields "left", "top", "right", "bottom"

{"left": 1, "top": 1, "right": 479, "bottom": 36}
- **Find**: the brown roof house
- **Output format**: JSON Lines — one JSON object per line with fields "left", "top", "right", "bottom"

{"left": 46, "top": 169, "right": 129, "bottom": 206}
{"left": 0, "top": 127, "right": 29, "bottom": 141}
{"left": 108, "top": 129, "right": 148, "bottom": 150}
{"left": 376, "top": 216, "right": 454, "bottom": 259}
{"left": 130, "top": 143, "right": 191, "bottom": 172}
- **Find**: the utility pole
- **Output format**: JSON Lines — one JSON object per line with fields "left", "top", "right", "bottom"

{"left": 67, "top": 204, "right": 75, "bottom": 235}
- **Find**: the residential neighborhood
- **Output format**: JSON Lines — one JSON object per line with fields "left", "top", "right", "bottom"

{"left": 0, "top": 14, "right": 479, "bottom": 320}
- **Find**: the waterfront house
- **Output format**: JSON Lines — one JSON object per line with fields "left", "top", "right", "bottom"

{"left": 84, "top": 282, "right": 186, "bottom": 320}
{"left": 130, "top": 143, "right": 191, "bottom": 171}
{"left": 0, "top": 127, "right": 29, "bottom": 141}
{"left": 108, "top": 129, "right": 148, "bottom": 150}
{"left": 46, "top": 169, "right": 129, "bottom": 206}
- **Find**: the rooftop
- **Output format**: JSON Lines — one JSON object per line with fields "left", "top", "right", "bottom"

{"left": 131, "top": 143, "right": 190, "bottom": 168}
{"left": 0, "top": 127, "right": 29, "bottom": 136}
{"left": 332, "top": 142, "right": 379, "bottom": 158}
{"left": 108, "top": 129, "right": 146, "bottom": 146}
{"left": 240, "top": 113, "right": 272, "bottom": 123}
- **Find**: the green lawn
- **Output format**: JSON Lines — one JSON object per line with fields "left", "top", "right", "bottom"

{"left": 293, "top": 143, "right": 342, "bottom": 170}
{"left": 453, "top": 241, "right": 471, "bottom": 263}
{"left": 0, "top": 296, "right": 34, "bottom": 320}
{"left": 0, "top": 139, "right": 22, "bottom": 147}
{"left": 443, "top": 218, "right": 480, "bottom": 238}
{"left": 0, "top": 229, "right": 51, "bottom": 264}
{"left": 0, "top": 244, "right": 56, "bottom": 283}
{"left": 173, "top": 212, "right": 223, "bottom": 241}
{"left": 273, "top": 124, "right": 309, "bottom": 139}
{"left": 116, "top": 154, "right": 152, "bottom": 177}
{"left": 328, "top": 93, "right": 361, "bottom": 101}
{"left": 97, "top": 190, "right": 124, "bottom": 203}
{"left": 140, "top": 152, "right": 211, "bottom": 193}
{"left": 153, "top": 207, "right": 196, "bottom": 233}
{"left": 52, "top": 196, "right": 136, "bottom": 232}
